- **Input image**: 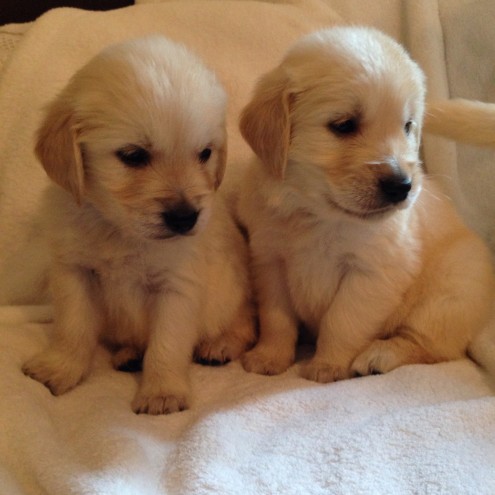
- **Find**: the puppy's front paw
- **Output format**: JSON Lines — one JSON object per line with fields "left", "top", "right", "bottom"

{"left": 132, "top": 389, "right": 189, "bottom": 415}
{"left": 132, "top": 375, "right": 191, "bottom": 415}
{"left": 300, "top": 358, "right": 350, "bottom": 383}
{"left": 241, "top": 345, "right": 294, "bottom": 376}
{"left": 22, "top": 350, "right": 88, "bottom": 395}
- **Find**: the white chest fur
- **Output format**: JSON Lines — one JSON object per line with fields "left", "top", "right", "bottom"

{"left": 48, "top": 189, "right": 201, "bottom": 348}
{"left": 242, "top": 168, "right": 422, "bottom": 333}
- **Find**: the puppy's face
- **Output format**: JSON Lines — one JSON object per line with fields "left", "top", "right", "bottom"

{"left": 37, "top": 37, "right": 227, "bottom": 240}
{"left": 241, "top": 27, "right": 426, "bottom": 219}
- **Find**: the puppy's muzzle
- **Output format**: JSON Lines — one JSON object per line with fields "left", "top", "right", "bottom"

{"left": 162, "top": 204, "right": 200, "bottom": 235}
{"left": 378, "top": 175, "right": 412, "bottom": 204}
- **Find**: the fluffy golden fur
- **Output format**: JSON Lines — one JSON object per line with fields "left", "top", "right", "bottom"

{"left": 236, "top": 27, "right": 495, "bottom": 382}
{"left": 22, "top": 36, "right": 255, "bottom": 414}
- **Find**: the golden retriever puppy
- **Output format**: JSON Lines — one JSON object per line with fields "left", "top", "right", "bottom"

{"left": 236, "top": 27, "right": 495, "bottom": 382}
{"left": 22, "top": 36, "right": 255, "bottom": 414}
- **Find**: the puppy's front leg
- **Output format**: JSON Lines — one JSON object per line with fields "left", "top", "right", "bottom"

{"left": 132, "top": 290, "right": 199, "bottom": 415}
{"left": 300, "top": 270, "right": 401, "bottom": 383}
{"left": 242, "top": 260, "right": 298, "bottom": 375}
{"left": 22, "top": 264, "right": 102, "bottom": 394}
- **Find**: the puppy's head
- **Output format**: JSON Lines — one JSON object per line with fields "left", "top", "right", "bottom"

{"left": 36, "top": 36, "right": 227, "bottom": 239}
{"left": 240, "top": 27, "right": 426, "bottom": 219}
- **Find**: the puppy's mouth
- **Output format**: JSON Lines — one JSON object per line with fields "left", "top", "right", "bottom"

{"left": 150, "top": 231, "right": 186, "bottom": 240}
{"left": 149, "top": 227, "right": 199, "bottom": 241}
{"left": 325, "top": 188, "right": 418, "bottom": 220}
{"left": 326, "top": 196, "right": 395, "bottom": 220}
{"left": 325, "top": 173, "right": 419, "bottom": 220}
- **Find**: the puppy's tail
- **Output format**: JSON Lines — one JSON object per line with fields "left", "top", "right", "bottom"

{"left": 424, "top": 99, "right": 495, "bottom": 148}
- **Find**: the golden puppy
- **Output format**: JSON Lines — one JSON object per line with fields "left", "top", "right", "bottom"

{"left": 22, "top": 36, "right": 255, "bottom": 414}
{"left": 236, "top": 27, "right": 495, "bottom": 382}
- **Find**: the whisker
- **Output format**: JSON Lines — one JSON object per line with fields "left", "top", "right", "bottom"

{"left": 425, "top": 191, "right": 443, "bottom": 203}
{"left": 419, "top": 183, "right": 452, "bottom": 203}
{"left": 426, "top": 173, "right": 455, "bottom": 182}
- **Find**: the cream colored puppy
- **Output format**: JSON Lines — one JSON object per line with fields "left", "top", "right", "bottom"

{"left": 22, "top": 36, "right": 255, "bottom": 414}
{"left": 237, "top": 27, "right": 494, "bottom": 382}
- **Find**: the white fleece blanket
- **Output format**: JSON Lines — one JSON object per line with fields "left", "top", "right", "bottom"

{"left": 2, "top": 306, "right": 495, "bottom": 495}
{"left": 1, "top": 1, "right": 495, "bottom": 494}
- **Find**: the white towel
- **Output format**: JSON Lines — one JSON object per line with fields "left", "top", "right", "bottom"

{"left": 1, "top": 306, "right": 494, "bottom": 494}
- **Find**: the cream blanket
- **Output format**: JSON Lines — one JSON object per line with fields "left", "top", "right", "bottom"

{"left": 0, "top": 1, "right": 494, "bottom": 494}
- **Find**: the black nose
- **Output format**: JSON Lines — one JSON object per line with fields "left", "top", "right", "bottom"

{"left": 162, "top": 206, "right": 199, "bottom": 234}
{"left": 379, "top": 176, "right": 412, "bottom": 204}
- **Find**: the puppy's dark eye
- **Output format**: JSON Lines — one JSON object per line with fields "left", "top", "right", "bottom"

{"left": 404, "top": 120, "right": 414, "bottom": 135}
{"left": 198, "top": 148, "right": 212, "bottom": 164}
{"left": 116, "top": 146, "right": 151, "bottom": 168}
{"left": 328, "top": 118, "right": 358, "bottom": 136}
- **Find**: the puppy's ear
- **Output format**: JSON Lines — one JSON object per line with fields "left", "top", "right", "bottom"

{"left": 35, "top": 94, "right": 84, "bottom": 203}
{"left": 214, "top": 143, "right": 227, "bottom": 190}
{"left": 240, "top": 66, "right": 291, "bottom": 179}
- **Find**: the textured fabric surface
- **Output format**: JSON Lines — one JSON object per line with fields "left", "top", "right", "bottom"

{"left": 1, "top": 306, "right": 495, "bottom": 495}
{"left": 0, "top": 23, "right": 30, "bottom": 75}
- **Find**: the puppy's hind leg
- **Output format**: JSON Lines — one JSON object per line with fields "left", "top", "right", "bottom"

{"left": 195, "top": 305, "right": 257, "bottom": 366}
{"left": 351, "top": 331, "right": 437, "bottom": 377}
{"left": 352, "top": 233, "right": 495, "bottom": 377}
{"left": 22, "top": 265, "right": 103, "bottom": 395}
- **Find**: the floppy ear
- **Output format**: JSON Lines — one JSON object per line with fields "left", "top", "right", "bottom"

{"left": 240, "top": 66, "right": 291, "bottom": 179}
{"left": 35, "top": 94, "right": 84, "bottom": 203}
